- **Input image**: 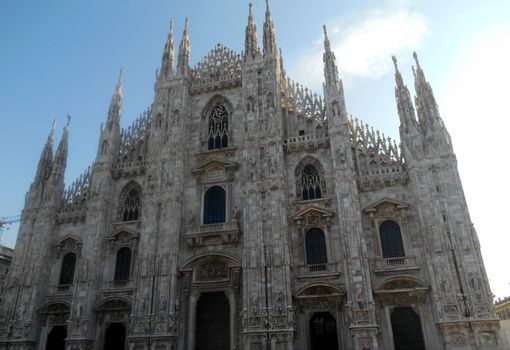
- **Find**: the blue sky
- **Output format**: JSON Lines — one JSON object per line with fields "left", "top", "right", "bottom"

{"left": 1, "top": 0, "right": 509, "bottom": 297}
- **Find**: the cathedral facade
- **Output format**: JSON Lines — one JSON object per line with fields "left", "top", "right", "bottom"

{"left": 0, "top": 2, "right": 501, "bottom": 350}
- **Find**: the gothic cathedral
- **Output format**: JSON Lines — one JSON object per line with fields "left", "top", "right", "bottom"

{"left": 0, "top": 2, "right": 501, "bottom": 350}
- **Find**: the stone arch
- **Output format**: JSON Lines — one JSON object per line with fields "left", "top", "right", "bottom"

{"left": 94, "top": 296, "right": 132, "bottom": 312}
{"left": 38, "top": 302, "right": 71, "bottom": 329}
{"left": 295, "top": 283, "right": 343, "bottom": 299}
{"left": 38, "top": 301, "right": 71, "bottom": 315}
{"left": 375, "top": 276, "right": 428, "bottom": 292}
{"left": 180, "top": 251, "right": 241, "bottom": 271}
{"left": 201, "top": 94, "right": 234, "bottom": 119}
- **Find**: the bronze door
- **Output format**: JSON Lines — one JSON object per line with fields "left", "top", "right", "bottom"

{"left": 310, "top": 312, "right": 339, "bottom": 350}
{"left": 103, "top": 322, "right": 126, "bottom": 350}
{"left": 195, "top": 292, "right": 230, "bottom": 350}
{"left": 391, "top": 307, "right": 425, "bottom": 350}
{"left": 46, "top": 325, "right": 67, "bottom": 350}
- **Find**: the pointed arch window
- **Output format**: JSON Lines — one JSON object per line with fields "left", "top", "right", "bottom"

{"left": 379, "top": 220, "right": 405, "bottom": 258}
{"left": 59, "top": 252, "right": 76, "bottom": 285}
{"left": 208, "top": 105, "right": 229, "bottom": 150}
{"left": 114, "top": 247, "right": 132, "bottom": 281}
{"left": 305, "top": 228, "right": 327, "bottom": 265}
{"left": 120, "top": 186, "right": 141, "bottom": 222}
{"left": 203, "top": 186, "right": 226, "bottom": 224}
{"left": 301, "top": 165, "right": 322, "bottom": 200}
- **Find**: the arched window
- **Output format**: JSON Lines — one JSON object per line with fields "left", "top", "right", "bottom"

{"left": 120, "top": 186, "right": 141, "bottom": 221}
{"left": 208, "top": 105, "right": 229, "bottom": 150}
{"left": 306, "top": 229, "right": 328, "bottom": 265}
{"left": 203, "top": 186, "right": 226, "bottom": 224}
{"left": 59, "top": 252, "right": 76, "bottom": 285}
{"left": 301, "top": 165, "right": 322, "bottom": 200}
{"left": 114, "top": 248, "right": 132, "bottom": 281}
{"left": 379, "top": 220, "right": 405, "bottom": 258}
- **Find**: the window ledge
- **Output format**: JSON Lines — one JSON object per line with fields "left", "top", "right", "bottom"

{"left": 48, "top": 285, "right": 73, "bottom": 295}
{"left": 373, "top": 256, "right": 419, "bottom": 274}
{"left": 194, "top": 146, "right": 237, "bottom": 158}
{"left": 102, "top": 280, "right": 136, "bottom": 294}
{"left": 111, "top": 220, "right": 142, "bottom": 232}
{"left": 185, "top": 221, "right": 240, "bottom": 247}
{"left": 296, "top": 263, "right": 340, "bottom": 281}
{"left": 293, "top": 197, "right": 332, "bottom": 207}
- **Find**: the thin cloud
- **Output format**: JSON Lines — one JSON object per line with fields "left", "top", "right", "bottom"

{"left": 290, "top": 2, "right": 428, "bottom": 90}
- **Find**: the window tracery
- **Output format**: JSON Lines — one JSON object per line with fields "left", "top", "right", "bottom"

{"left": 300, "top": 165, "right": 322, "bottom": 200}
{"left": 208, "top": 105, "right": 229, "bottom": 150}
{"left": 120, "top": 184, "right": 141, "bottom": 222}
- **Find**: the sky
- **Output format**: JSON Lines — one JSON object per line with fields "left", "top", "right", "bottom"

{"left": 0, "top": 0, "right": 509, "bottom": 297}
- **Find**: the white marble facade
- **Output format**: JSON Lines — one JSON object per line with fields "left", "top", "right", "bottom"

{"left": 0, "top": 2, "right": 501, "bottom": 350}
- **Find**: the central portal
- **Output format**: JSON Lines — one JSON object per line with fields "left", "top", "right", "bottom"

{"left": 310, "top": 312, "right": 339, "bottom": 350}
{"left": 195, "top": 292, "right": 230, "bottom": 350}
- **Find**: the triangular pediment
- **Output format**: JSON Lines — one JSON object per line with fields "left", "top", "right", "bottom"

{"left": 54, "top": 234, "right": 82, "bottom": 251}
{"left": 192, "top": 157, "right": 239, "bottom": 177}
{"left": 363, "top": 197, "right": 408, "bottom": 213}
{"left": 292, "top": 206, "right": 334, "bottom": 221}
{"left": 109, "top": 226, "right": 139, "bottom": 241}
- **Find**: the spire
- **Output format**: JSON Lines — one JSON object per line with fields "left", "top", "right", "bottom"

{"left": 107, "top": 69, "right": 123, "bottom": 130}
{"left": 263, "top": 0, "right": 277, "bottom": 57}
{"left": 34, "top": 119, "right": 56, "bottom": 183}
{"left": 160, "top": 20, "right": 175, "bottom": 79}
{"left": 322, "top": 25, "right": 341, "bottom": 93}
{"left": 177, "top": 18, "right": 190, "bottom": 75}
{"left": 392, "top": 55, "right": 419, "bottom": 133}
{"left": 412, "top": 51, "right": 440, "bottom": 126}
{"left": 412, "top": 51, "right": 452, "bottom": 155}
{"left": 50, "top": 115, "right": 70, "bottom": 182}
{"left": 244, "top": 1, "right": 259, "bottom": 60}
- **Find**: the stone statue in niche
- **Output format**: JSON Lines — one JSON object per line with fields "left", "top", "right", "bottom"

{"left": 355, "top": 282, "right": 364, "bottom": 309}
{"left": 232, "top": 206, "right": 240, "bottom": 221}
{"left": 187, "top": 210, "right": 195, "bottom": 227}
{"left": 159, "top": 296, "right": 167, "bottom": 313}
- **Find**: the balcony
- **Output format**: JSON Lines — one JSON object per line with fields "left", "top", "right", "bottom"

{"left": 102, "top": 280, "right": 136, "bottom": 294}
{"left": 47, "top": 284, "right": 73, "bottom": 296}
{"left": 296, "top": 263, "right": 340, "bottom": 281}
{"left": 374, "top": 256, "right": 419, "bottom": 274}
{"left": 184, "top": 221, "right": 240, "bottom": 247}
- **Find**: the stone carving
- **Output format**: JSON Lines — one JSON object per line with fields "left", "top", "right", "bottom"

{"left": 190, "top": 44, "right": 242, "bottom": 92}
{"left": 355, "top": 282, "right": 364, "bottom": 309}
{"left": 197, "top": 261, "right": 228, "bottom": 281}
{"left": 57, "top": 167, "right": 92, "bottom": 224}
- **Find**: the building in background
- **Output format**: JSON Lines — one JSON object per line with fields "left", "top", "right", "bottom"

{"left": 0, "top": 2, "right": 501, "bottom": 349}
{"left": 0, "top": 245, "right": 13, "bottom": 306}
{"left": 496, "top": 297, "right": 510, "bottom": 348}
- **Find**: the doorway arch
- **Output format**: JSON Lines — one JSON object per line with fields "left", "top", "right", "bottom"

{"left": 103, "top": 322, "right": 126, "bottom": 350}
{"left": 309, "top": 312, "right": 339, "bottom": 350}
{"left": 46, "top": 325, "right": 67, "bottom": 350}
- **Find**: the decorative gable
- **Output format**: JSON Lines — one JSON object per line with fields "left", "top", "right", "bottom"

{"left": 192, "top": 158, "right": 239, "bottom": 183}
{"left": 54, "top": 234, "right": 82, "bottom": 258}
{"left": 363, "top": 197, "right": 408, "bottom": 218}
{"left": 108, "top": 226, "right": 139, "bottom": 247}
{"left": 292, "top": 206, "right": 334, "bottom": 226}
